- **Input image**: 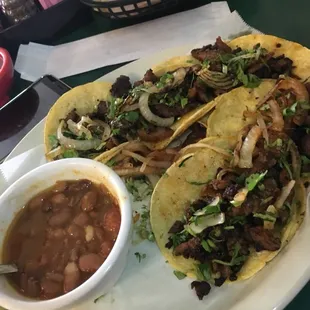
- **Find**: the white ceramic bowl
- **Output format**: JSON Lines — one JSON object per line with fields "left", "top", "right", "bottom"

{"left": 0, "top": 158, "right": 132, "bottom": 310}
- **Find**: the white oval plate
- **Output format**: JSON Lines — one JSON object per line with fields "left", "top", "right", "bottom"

{"left": 5, "top": 46, "right": 310, "bottom": 310}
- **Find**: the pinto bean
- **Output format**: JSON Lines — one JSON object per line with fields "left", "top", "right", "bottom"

{"left": 67, "top": 224, "right": 84, "bottom": 239}
{"left": 46, "top": 272, "right": 64, "bottom": 283}
{"left": 64, "top": 262, "right": 80, "bottom": 293}
{"left": 51, "top": 193, "right": 69, "bottom": 208}
{"left": 20, "top": 274, "right": 40, "bottom": 298}
{"left": 52, "top": 181, "right": 68, "bottom": 193}
{"left": 100, "top": 240, "right": 113, "bottom": 259}
{"left": 28, "top": 196, "right": 44, "bottom": 210}
{"left": 103, "top": 208, "right": 121, "bottom": 238}
{"left": 85, "top": 225, "right": 94, "bottom": 242}
{"left": 48, "top": 209, "right": 71, "bottom": 227}
{"left": 73, "top": 212, "right": 90, "bottom": 227}
{"left": 81, "top": 191, "right": 97, "bottom": 212}
{"left": 79, "top": 253, "right": 103, "bottom": 272}
{"left": 94, "top": 227, "right": 105, "bottom": 242}
{"left": 41, "top": 278, "right": 62, "bottom": 298}
{"left": 70, "top": 248, "right": 79, "bottom": 262}
{"left": 47, "top": 228, "right": 66, "bottom": 239}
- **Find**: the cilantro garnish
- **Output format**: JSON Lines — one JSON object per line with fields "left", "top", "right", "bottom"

{"left": 48, "top": 135, "right": 59, "bottom": 149}
{"left": 63, "top": 149, "right": 79, "bottom": 158}
{"left": 245, "top": 170, "right": 267, "bottom": 191}
{"left": 173, "top": 270, "right": 187, "bottom": 280}
{"left": 106, "top": 158, "right": 116, "bottom": 167}
{"left": 134, "top": 252, "right": 146, "bottom": 263}
{"left": 111, "top": 128, "right": 120, "bottom": 136}
{"left": 213, "top": 243, "right": 246, "bottom": 266}
{"left": 125, "top": 178, "right": 152, "bottom": 201}
{"left": 253, "top": 212, "right": 276, "bottom": 222}
{"left": 201, "top": 240, "right": 211, "bottom": 253}
{"left": 196, "top": 263, "right": 212, "bottom": 281}
{"left": 94, "top": 294, "right": 105, "bottom": 304}
{"left": 301, "top": 155, "right": 310, "bottom": 165}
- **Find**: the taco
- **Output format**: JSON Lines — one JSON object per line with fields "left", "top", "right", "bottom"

{"left": 45, "top": 35, "right": 305, "bottom": 161}
{"left": 150, "top": 124, "right": 306, "bottom": 300}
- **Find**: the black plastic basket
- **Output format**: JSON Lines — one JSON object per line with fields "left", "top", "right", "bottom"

{"left": 80, "top": 0, "right": 179, "bottom": 19}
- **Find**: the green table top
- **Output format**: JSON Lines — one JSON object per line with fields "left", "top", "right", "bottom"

{"left": 7, "top": 0, "right": 310, "bottom": 308}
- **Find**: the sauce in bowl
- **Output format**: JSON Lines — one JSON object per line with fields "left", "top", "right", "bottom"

{"left": 2, "top": 179, "right": 121, "bottom": 300}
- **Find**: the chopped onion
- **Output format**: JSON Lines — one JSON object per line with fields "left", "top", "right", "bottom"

{"left": 268, "top": 99, "right": 284, "bottom": 132}
{"left": 45, "top": 146, "right": 64, "bottom": 161}
{"left": 238, "top": 125, "right": 262, "bottom": 168}
{"left": 187, "top": 213, "right": 225, "bottom": 234}
{"left": 138, "top": 92, "right": 174, "bottom": 127}
{"left": 216, "top": 168, "right": 236, "bottom": 180}
{"left": 57, "top": 120, "right": 101, "bottom": 151}
{"left": 274, "top": 180, "right": 296, "bottom": 210}
{"left": 147, "top": 174, "right": 160, "bottom": 188}
{"left": 67, "top": 119, "right": 92, "bottom": 140}
{"left": 92, "top": 119, "right": 111, "bottom": 141}
{"left": 171, "top": 67, "right": 188, "bottom": 87}
{"left": 114, "top": 166, "right": 164, "bottom": 177}
{"left": 232, "top": 126, "right": 250, "bottom": 167}
{"left": 277, "top": 78, "right": 309, "bottom": 102}
{"left": 264, "top": 205, "right": 278, "bottom": 230}
{"left": 230, "top": 188, "right": 249, "bottom": 207}
{"left": 257, "top": 113, "right": 269, "bottom": 144}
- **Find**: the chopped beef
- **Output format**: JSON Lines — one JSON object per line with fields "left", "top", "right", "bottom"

{"left": 183, "top": 123, "right": 206, "bottom": 147}
{"left": 278, "top": 208, "right": 290, "bottom": 225}
{"left": 96, "top": 101, "right": 108, "bottom": 120}
{"left": 268, "top": 55, "right": 293, "bottom": 76}
{"left": 165, "top": 238, "right": 173, "bottom": 249}
{"left": 111, "top": 75, "right": 131, "bottom": 98}
{"left": 209, "top": 62, "right": 223, "bottom": 72}
{"left": 215, "top": 36, "right": 232, "bottom": 53}
{"left": 191, "top": 281, "right": 211, "bottom": 300}
{"left": 259, "top": 178, "right": 280, "bottom": 200}
{"left": 242, "top": 193, "right": 262, "bottom": 215}
{"left": 174, "top": 238, "right": 205, "bottom": 262}
{"left": 217, "top": 264, "right": 231, "bottom": 279}
{"left": 143, "top": 69, "right": 158, "bottom": 83}
{"left": 301, "top": 134, "right": 310, "bottom": 157}
{"left": 168, "top": 220, "right": 184, "bottom": 234}
{"left": 279, "top": 169, "right": 290, "bottom": 186}
{"left": 200, "top": 184, "right": 219, "bottom": 198}
{"left": 191, "top": 47, "right": 221, "bottom": 62}
{"left": 226, "top": 237, "right": 249, "bottom": 256}
{"left": 209, "top": 179, "right": 231, "bottom": 191}
{"left": 229, "top": 274, "right": 238, "bottom": 281}
{"left": 214, "top": 277, "right": 226, "bottom": 287}
{"left": 247, "top": 226, "right": 281, "bottom": 251}
{"left": 150, "top": 102, "right": 200, "bottom": 118}
{"left": 222, "top": 184, "right": 241, "bottom": 200}
{"left": 105, "top": 137, "right": 120, "bottom": 150}
{"left": 65, "top": 109, "right": 79, "bottom": 123}
{"left": 137, "top": 127, "right": 174, "bottom": 142}
{"left": 305, "top": 82, "right": 310, "bottom": 96}
{"left": 185, "top": 199, "right": 206, "bottom": 220}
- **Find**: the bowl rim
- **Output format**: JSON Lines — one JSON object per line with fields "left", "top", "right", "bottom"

{"left": 0, "top": 158, "right": 132, "bottom": 309}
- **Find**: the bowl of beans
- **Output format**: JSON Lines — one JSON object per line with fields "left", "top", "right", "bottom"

{"left": 0, "top": 158, "right": 132, "bottom": 310}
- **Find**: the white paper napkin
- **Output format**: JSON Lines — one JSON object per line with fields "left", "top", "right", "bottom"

{"left": 0, "top": 145, "right": 46, "bottom": 195}
{"left": 15, "top": 1, "right": 232, "bottom": 81}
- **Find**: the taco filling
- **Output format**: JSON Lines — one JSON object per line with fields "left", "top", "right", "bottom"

{"left": 165, "top": 125, "right": 300, "bottom": 300}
